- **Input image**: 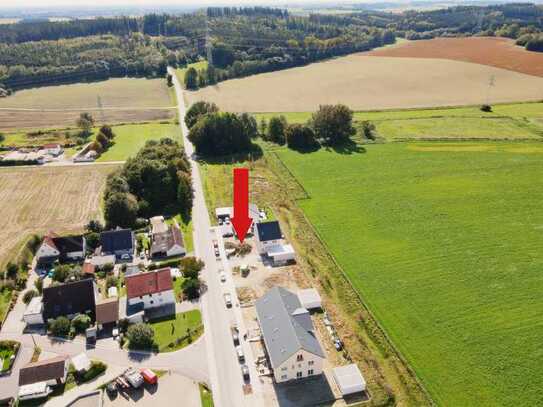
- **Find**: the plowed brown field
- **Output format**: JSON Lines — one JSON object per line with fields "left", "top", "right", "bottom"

{"left": 0, "top": 164, "right": 118, "bottom": 267}
{"left": 367, "top": 37, "right": 543, "bottom": 77}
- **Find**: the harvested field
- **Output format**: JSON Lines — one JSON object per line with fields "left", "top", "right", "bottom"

{"left": 367, "top": 37, "right": 543, "bottom": 78}
{"left": 0, "top": 164, "right": 118, "bottom": 267}
{"left": 0, "top": 78, "right": 175, "bottom": 131}
{"left": 186, "top": 55, "right": 543, "bottom": 112}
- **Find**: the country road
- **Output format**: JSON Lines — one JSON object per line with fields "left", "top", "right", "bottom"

{"left": 168, "top": 67, "right": 265, "bottom": 407}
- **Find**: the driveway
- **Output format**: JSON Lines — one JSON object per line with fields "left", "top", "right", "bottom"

{"left": 103, "top": 372, "right": 201, "bottom": 407}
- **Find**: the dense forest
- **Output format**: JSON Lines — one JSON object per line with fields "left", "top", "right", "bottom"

{"left": 0, "top": 3, "right": 542, "bottom": 92}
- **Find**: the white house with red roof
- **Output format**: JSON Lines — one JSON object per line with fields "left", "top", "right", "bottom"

{"left": 36, "top": 232, "right": 86, "bottom": 265}
{"left": 41, "top": 143, "right": 63, "bottom": 157}
{"left": 124, "top": 268, "right": 175, "bottom": 318}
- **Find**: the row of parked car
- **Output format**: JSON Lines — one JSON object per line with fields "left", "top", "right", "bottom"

{"left": 231, "top": 325, "right": 250, "bottom": 381}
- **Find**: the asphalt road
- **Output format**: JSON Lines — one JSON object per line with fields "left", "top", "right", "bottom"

{"left": 168, "top": 67, "right": 265, "bottom": 407}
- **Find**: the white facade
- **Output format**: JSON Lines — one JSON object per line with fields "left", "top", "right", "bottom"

{"left": 36, "top": 242, "right": 59, "bottom": 260}
{"left": 127, "top": 289, "right": 175, "bottom": 309}
{"left": 274, "top": 349, "right": 324, "bottom": 383}
{"left": 267, "top": 244, "right": 296, "bottom": 265}
{"left": 256, "top": 237, "right": 282, "bottom": 255}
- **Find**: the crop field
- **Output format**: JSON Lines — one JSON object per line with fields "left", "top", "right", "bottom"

{"left": 367, "top": 37, "right": 543, "bottom": 78}
{"left": 0, "top": 164, "right": 118, "bottom": 268}
{"left": 97, "top": 122, "right": 182, "bottom": 162}
{"left": 186, "top": 55, "right": 543, "bottom": 112}
{"left": 276, "top": 143, "right": 543, "bottom": 406}
{"left": 0, "top": 78, "right": 175, "bottom": 131}
{"left": 254, "top": 102, "right": 543, "bottom": 141}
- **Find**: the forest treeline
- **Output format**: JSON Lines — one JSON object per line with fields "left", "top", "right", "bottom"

{"left": 0, "top": 3, "right": 542, "bottom": 92}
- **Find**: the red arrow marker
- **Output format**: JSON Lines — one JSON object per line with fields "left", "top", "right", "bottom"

{"left": 231, "top": 168, "right": 252, "bottom": 244}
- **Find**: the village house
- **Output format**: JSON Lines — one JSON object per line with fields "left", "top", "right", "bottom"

{"left": 41, "top": 143, "right": 63, "bottom": 157}
{"left": 18, "top": 355, "right": 69, "bottom": 401}
{"left": 150, "top": 218, "right": 186, "bottom": 258}
{"left": 125, "top": 268, "right": 175, "bottom": 320}
{"left": 254, "top": 221, "right": 296, "bottom": 265}
{"left": 35, "top": 233, "right": 86, "bottom": 265}
{"left": 42, "top": 279, "right": 98, "bottom": 323}
{"left": 100, "top": 228, "right": 135, "bottom": 261}
{"left": 255, "top": 286, "right": 325, "bottom": 383}
{"left": 96, "top": 297, "right": 119, "bottom": 331}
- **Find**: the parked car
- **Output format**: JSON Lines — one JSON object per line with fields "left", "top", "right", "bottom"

{"left": 139, "top": 252, "right": 145, "bottom": 260}
{"left": 124, "top": 369, "right": 143, "bottom": 388}
{"left": 231, "top": 326, "right": 240, "bottom": 346}
{"left": 241, "top": 364, "right": 250, "bottom": 381}
{"left": 106, "top": 382, "right": 118, "bottom": 397}
{"left": 236, "top": 345, "right": 245, "bottom": 363}
{"left": 224, "top": 293, "right": 232, "bottom": 308}
{"left": 120, "top": 254, "right": 131, "bottom": 261}
{"left": 334, "top": 339, "right": 343, "bottom": 351}
{"left": 220, "top": 272, "right": 227, "bottom": 283}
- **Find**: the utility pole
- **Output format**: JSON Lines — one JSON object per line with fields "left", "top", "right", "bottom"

{"left": 206, "top": 11, "right": 213, "bottom": 66}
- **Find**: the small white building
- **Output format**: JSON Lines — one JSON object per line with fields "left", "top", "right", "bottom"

{"left": 255, "top": 287, "right": 325, "bottom": 383}
{"left": 333, "top": 364, "right": 367, "bottom": 396}
{"left": 150, "top": 216, "right": 169, "bottom": 235}
{"left": 23, "top": 296, "right": 44, "bottom": 325}
{"left": 18, "top": 382, "right": 52, "bottom": 401}
{"left": 36, "top": 233, "right": 86, "bottom": 264}
{"left": 298, "top": 288, "right": 322, "bottom": 310}
{"left": 42, "top": 144, "right": 63, "bottom": 157}
{"left": 267, "top": 244, "right": 296, "bottom": 266}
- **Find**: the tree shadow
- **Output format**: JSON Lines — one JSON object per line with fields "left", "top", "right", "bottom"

{"left": 289, "top": 142, "right": 321, "bottom": 154}
{"left": 325, "top": 139, "right": 366, "bottom": 155}
{"left": 197, "top": 143, "right": 263, "bottom": 165}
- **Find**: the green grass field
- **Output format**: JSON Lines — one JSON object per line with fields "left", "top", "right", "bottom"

{"left": 151, "top": 310, "right": 203, "bottom": 352}
{"left": 254, "top": 102, "right": 543, "bottom": 141}
{"left": 97, "top": 122, "right": 182, "bottom": 162}
{"left": 276, "top": 143, "right": 543, "bottom": 406}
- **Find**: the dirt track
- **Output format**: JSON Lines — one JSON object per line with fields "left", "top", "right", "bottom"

{"left": 0, "top": 164, "right": 118, "bottom": 267}
{"left": 367, "top": 37, "right": 543, "bottom": 78}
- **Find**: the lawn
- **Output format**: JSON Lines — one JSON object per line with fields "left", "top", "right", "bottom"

{"left": 97, "top": 122, "right": 182, "bottom": 162}
{"left": 277, "top": 143, "right": 543, "bottom": 406}
{"left": 199, "top": 383, "right": 214, "bottom": 407}
{"left": 253, "top": 102, "right": 543, "bottom": 141}
{"left": 150, "top": 310, "right": 203, "bottom": 352}
{"left": 0, "top": 289, "right": 12, "bottom": 323}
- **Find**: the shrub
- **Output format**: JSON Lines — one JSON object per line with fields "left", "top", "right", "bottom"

{"left": 5, "top": 262, "right": 18, "bottom": 279}
{"left": 311, "top": 104, "right": 356, "bottom": 145}
{"left": 285, "top": 124, "right": 317, "bottom": 151}
{"left": 106, "top": 275, "right": 118, "bottom": 289}
{"left": 22, "top": 289, "right": 38, "bottom": 305}
{"left": 127, "top": 323, "right": 155, "bottom": 349}
{"left": 49, "top": 316, "right": 71, "bottom": 337}
{"left": 480, "top": 104, "right": 492, "bottom": 112}
{"left": 82, "top": 361, "right": 107, "bottom": 382}
{"left": 71, "top": 314, "right": 91, "bottom": 333}
{"left": 34, "top": 278, "right": 43, "bottom": 294}
{"left": 185, "top": 101, "right": 219, "bottom": 129}
{"left": 182, "top": 278, "right": 201, "bottom": 300}
{"left": 360, "top": 120, "right": 377, "bottom": 140}
{"left": 180, "top": 257, "right": 204, "bottom": 280}
{"left": 101, "top": 263, "right": 114, "bottom": 274}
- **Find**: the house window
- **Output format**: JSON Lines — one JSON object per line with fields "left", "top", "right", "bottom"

{"left": 296, "top": 372, "right": 303, "bottom": 379}
{"left": 296, "top": 354, "right": 303, "bottom": 362}
{"left": 308, "top": 369, "right": 314, "bottom": 376}
{"left": 308, "top": 360, "right": 314, "bottom": 366}
{"left": 281, "top": 375, "right": 287, "bottom": 380}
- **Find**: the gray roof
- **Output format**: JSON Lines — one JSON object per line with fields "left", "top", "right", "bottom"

{"left": 255, "top": 287, "right": 325, "bottom": 368}
{"left": 256, "top": 221, "right": 282, "bottom": 242}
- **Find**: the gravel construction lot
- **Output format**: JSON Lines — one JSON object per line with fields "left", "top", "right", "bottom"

{"left": 0, "top": 164, "right": 118, "bottom": 267}
{"left": 367, "top": 37, "right": 543, "bottom": 78}
{"left": 186, "top": 54, "right": 543, "bottom": 112}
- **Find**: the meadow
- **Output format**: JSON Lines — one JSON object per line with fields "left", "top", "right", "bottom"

{"left": 186, "top": 55, "right": 543, "bottom": 112}
{"left": 254, "top": 102, "right": 543, "bottom": 141}
{"left": 276, "top": 143, "right": 543, "bottom": 406}
{"left": 97, "top": 122, "right": 182, "bottom": 162}
{"left": 0, "top": 78, "right": 175, "bottom": 131}
{"left": 0, "top": 164, "right": 118, "bottom": 268}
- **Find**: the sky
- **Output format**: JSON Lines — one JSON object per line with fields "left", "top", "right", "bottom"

{"left": 3, "top": 0, "right": 350, "bottom": 6}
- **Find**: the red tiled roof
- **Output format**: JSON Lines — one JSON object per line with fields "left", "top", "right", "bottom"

{"left": 82, "top": 262, "right": 95, "bottom": 275}
{"left": 125, "top": 268, "right": 173, "bottom": 299}
{"left": 96, "top": 297, "right": 119, "bottom": 324}
{"left": 43, "top": 143, "right": 61, "bottom": 149}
